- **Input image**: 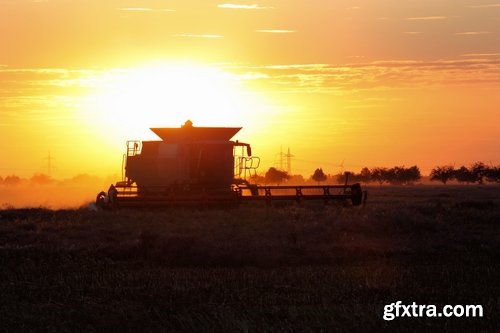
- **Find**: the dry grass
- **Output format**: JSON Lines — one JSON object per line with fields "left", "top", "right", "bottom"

{"left": 0, "top": 185, "right": 499, "bottom": 332}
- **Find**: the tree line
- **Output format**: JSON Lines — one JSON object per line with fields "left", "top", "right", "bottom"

{"left": 251, "top": 162, "right": 500, "bottom": 185}
{"left": 429, "top": 163, "right": 500, "bottom": 184}
{"left": 251, "top": 166, "right": 423, "bottom": 185}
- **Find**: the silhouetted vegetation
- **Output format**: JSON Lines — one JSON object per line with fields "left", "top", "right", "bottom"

{"left": 429, "top": 163, "right": 500, "bottom": 185}
{"left": 430, "top": 166, "right": 455, "bottom": 184}
{"left": 486, "top": 166, "right": 500, "bottom": 183}
{"left": 454, "top": 166, "right": 475, "bottom": 184}
{"left": 332, "top": 166, "right": 422, "bottom": 185}
{"left": 471, "top": 162, "right": 488, "bottom": 184}
{"left": 264, "top": 167, "right": 290, "bottom": 185}
{"left": 30, "top": 173, "right": 54, "bottom": 185}
{"left": 3, "top": 175, "right": 21, "bottom": 185}
{"left": 311, "top": 168, "right": 327, "bottom": 184}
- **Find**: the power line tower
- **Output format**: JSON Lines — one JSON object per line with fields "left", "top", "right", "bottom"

{"left": 277, "top": 146, "right": 294, "bottom": 174}
{"left": 285, "top": 147, "right": 294, "bottom": 174}
{"left": 43, "top": 151, "right": 56, "bottom": 176}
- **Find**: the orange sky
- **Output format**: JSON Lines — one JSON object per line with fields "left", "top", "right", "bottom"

{"left": 1, "top": 0, "right": 500, "bottom": 179}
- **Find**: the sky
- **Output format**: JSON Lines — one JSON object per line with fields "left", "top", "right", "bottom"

{"left": 1, "top": 0, "right": 500, "bottom": 180}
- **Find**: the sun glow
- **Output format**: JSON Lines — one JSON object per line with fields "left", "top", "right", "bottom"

{"left": 83, "top": 63, "right": 273, "bottom": 146}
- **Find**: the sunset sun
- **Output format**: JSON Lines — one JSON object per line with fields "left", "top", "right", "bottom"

{"left": 83, "top": 63, "right": 268, "bottom": 143}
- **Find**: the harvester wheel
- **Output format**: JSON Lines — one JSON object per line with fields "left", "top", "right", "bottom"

{"left": 96, "top": 191, "right": 107, "bottom": 209}
{"left": 351, "top": 183, "right": 363, "bottom": 206}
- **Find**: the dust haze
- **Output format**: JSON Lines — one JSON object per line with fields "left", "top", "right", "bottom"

{"left": 0, "top": 174, "right": 115, "bottom": 209}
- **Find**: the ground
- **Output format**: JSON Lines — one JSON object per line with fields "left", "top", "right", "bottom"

{"left": 0, "top": 186, "right": 499, "bottom": 332}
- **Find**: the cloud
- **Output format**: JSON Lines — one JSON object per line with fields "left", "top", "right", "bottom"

{"left": 217, "top": 4, "right": 273, "bottom": 9}
{"left": 469, "top": 3, "right": 500, "bottom": 8}
{"left": 174, "top": 34, "right": 223, "bottom": 38}
{"left": 405, "top": 16, "right": 447, "bottom": 21}
{"left": 403, "top": 31, "right": 422, "bottom": 35}
{"left": 256, "top": 29, "right": 296, "bottom": 33}
{"left": 455, "top": 31, "right": 492, "bottom": 35}
{"left": 346, "top": 6, "right": 361, "bottom": 10}
{"left": 0, "top": 68, "right": 105, "bottom": 112}
{"left": 223, "top": 58, "right": 500, "bottom": 94}
{"left": 118, "top": 8, "right": 175, "bottom": 12}
{"left": 461, "top": 53, "right": 500, "bottom": 57}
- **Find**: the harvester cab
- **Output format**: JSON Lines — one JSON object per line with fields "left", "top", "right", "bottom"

{"left": 96, "top": 121, "right": 364, "bottom": 208}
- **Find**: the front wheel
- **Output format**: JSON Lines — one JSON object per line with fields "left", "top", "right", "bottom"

{"left": 96, "top": 191, "right": 107, "bottom": 209}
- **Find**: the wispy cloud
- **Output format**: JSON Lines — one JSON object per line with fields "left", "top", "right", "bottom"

{"left": 3, "top": 57, "right": 500, "bottom": 108}
{"left": 174, "top": 34, "right": 223, "bottom": 38}
{"left": 256, "top": 30, "right": 296, "bottom": 33}
{"left": 405, "top": 16, "right": 447, "bottom": 21}
{"left": 462, "top": 53, "right": 500, "bottom": 57}
{"left": 217, "top": 4, "right": 273, "bottom": 9}
{"left": 224, "top": 58, "right": 500, "bottom": 94}
{"left": 346, "top": 6, "right": 361, "bottom": 10}
{"left": 455, "top": 31, "right": 492, "bottom": 35}
{"left": 469, "top": 3, "right": 500, "bottom": 8}
{"left": 403, "top": 31, "right": 422, "bottom": 35}
{"left": 118, "top": 8, "right": 175, "bottom": 12}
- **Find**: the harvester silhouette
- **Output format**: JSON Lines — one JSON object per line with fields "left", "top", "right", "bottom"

{"left": 96, "top": 121, "right": 363, "bottom": 208}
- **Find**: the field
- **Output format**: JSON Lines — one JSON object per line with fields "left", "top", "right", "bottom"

{"left": 0, "top": 185, "right": 499, "bottom": 332}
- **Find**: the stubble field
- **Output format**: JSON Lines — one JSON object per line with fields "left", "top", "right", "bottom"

{"left": 0, "top": 185, "right": 499, "bottom": 332}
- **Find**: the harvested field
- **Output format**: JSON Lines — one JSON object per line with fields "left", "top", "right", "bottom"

{"left": 0, "top": 186, "right": 499, "bottom": 332}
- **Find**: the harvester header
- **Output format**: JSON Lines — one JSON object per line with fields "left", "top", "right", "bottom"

{"left": 96, "top": 121, "right": 363, "bottom": 208}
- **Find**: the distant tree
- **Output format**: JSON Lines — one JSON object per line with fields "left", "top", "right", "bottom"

{"left": 332, "top": 172, "right": 344, "bottom": 184}
{"left": 430, "top": 166, "right": 455, "bottom": 184}
{"left": 4, "top": 174, "right": 21, "bottom": 185}
{"left": 334, "top": 171, "right": 354, "bottom": 184}
{"left": 453, "top": 166, "right": 475, "bottom": 184}
{"left": 385, "top": 167, "right": 401, "bottom": 185}
{"left": 311, "top": 168, "right": 327, "bottom": 184}
{"left": 288, "top": 174, "right": 306, "bottom": 185}
{"left": 264, "top": 167, "right": 290, "bottom": 185}
{"left": 30, "top": 173, "right": 53, "bottom": 184}
{"left": 384, "top": 166, "right": 421, "bottom": 185}
{"left": 359, "top": 167, "right": 372, "bottom": 183}
{"left": 403, "top": 165, "right": 422, "bottom": 184}
{"left": 485, "top": 166, "right": 500, "bottom": 183}
{"left": 371, "top": 167, "right": 388, "bottom": 185}
{"left": 470, "top": 162, "right": 488, "bottom": 184}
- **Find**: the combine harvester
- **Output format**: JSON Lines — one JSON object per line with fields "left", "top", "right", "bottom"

{"left": 96, "top": 121, "right": 364, "bottom": 208}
